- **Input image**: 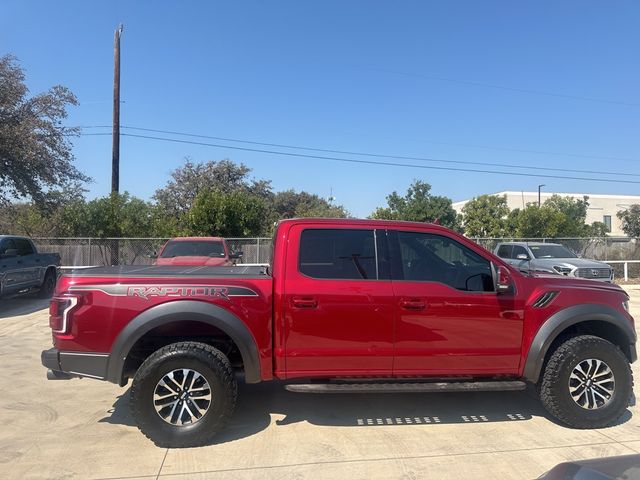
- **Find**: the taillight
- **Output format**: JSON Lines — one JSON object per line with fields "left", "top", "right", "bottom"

{"left": 49, "top": 296, "right": 80, "bottom": 334}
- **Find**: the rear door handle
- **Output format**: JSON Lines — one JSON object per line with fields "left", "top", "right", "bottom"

{"left": 292, "top": 297, "right": 318, "bottom": 309}
{"left": 400, "top": 299, "right": 426, "bottom": 310}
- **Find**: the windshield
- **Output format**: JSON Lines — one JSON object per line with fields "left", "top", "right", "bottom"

{"left": 529, "top": 244, "right": 577, "bottom": 259}
{"left": 160, "top": 240, "right": 225, "bottom": 258}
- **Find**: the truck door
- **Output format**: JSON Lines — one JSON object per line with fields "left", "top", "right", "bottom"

{"left": 389, "top": 229, "right": 524, "bottom": 376}
{"left": 281, "top": 226, "right": 395, "bottom": 378}
{"left": 0, "top": 238, "right": 20, "bottom": 295}
{"left": 14, "top": 238, "right": 41, "bottom": 288}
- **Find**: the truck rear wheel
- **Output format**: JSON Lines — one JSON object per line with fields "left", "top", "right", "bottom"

{"left": 38, "top": 269, "right": 56, "bottom": 298}
{"left": 539, "top": 335, "right": 632, "bottom": 429}
{"left": 130, "top": 341, "right": 237, "bottom": 448}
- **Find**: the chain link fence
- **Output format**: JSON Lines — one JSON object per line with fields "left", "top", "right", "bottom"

{"left": 32, "top": 238, "right": 273, "bottom": 267}
{"left": 32, "top": 235, "right": 640, "bottom": 279}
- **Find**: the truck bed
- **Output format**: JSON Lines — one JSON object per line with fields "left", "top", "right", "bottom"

{"left": 64, "top": 265, "right": 268, "bottom": 278}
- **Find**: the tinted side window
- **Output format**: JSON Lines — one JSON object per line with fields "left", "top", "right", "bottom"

{"left": 496, "top": 244, "right": 512, "bottom": 259}
{"left": 0, "top": 239, "right": 17, "bottom": 255}
{"left": 396, "top": 232, "right": 493, "bottom": 292}
{"left": 15, "top": 238, "right": 35, "bottom": 256}
{"left": 299, "top": 229, "right": 377, "bottom": 280}
{"left": 512, "top": 246, "right": 529, "bottom": 259}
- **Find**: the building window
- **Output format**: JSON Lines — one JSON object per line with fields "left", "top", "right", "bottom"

{"left": 603, "top": 215, "right": 612, "bottom": 233}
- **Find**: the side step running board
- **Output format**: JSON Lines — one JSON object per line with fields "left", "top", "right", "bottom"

{"left": 285, "top": 380, "right": 527, "bottom": 394}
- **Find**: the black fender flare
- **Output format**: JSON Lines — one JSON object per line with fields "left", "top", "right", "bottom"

{"left": 106, "top": 300, "right": 262, "bottom": 384}
{"left": 522, "top": 304, "right": 637, "bottom": 383}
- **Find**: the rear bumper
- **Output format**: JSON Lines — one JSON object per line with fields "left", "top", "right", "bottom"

{"left": 41, "top": 348, "right": 110, "bottom": 380}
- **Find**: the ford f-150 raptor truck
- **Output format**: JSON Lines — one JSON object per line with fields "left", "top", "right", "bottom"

{"left": 41, "top": 219, "right": 636, "bottom": 447}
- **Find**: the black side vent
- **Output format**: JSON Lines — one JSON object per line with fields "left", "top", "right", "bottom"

{"left": 532, "top": 291, "right": 559, "bottom": 308}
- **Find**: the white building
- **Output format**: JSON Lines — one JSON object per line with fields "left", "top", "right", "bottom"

{"left": 452, "top": 191, "right": 640, "bottom": 236}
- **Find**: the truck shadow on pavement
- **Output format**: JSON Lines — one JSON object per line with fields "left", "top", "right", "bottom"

{"left": 0, "top": 297, "right": 50, "bottom": 319}
{"left": 101, "top": 380, "right": 634, "bottom": 446}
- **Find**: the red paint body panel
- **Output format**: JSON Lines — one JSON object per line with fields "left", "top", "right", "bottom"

{"left": 280, "top": 224, "right": 395, "bottom": 378}
{"left": 49, "top": 218, "right": 635, "bottom": 383}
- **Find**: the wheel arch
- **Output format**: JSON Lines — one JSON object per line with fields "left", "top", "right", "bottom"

{"left": 106, "top": 300, "right": 262, "bottom": 385}
{"left": 523, "top": 304, "right": 637, "bottom": 383}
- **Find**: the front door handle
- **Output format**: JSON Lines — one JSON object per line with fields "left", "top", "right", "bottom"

{"left": 400, "top": 299, "right": 426, "bottom": 310}
{"left": 292, "top": 297, "right": 318, "bottom": 309}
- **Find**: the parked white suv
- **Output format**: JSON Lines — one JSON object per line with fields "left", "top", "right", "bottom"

{"left": 494, "top": 242, "right": 613, "bottom": 282}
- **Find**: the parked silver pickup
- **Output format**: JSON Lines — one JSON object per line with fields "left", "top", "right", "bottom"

{"left": 0, "top": 235, "right": 60, "bottom": 298}
{"left": 494, "top": 241, "right": 613, "bottom": 282}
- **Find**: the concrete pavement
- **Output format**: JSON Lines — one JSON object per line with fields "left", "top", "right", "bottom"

{"left": 2, "top": 292, "right": 640, "bottom": 479}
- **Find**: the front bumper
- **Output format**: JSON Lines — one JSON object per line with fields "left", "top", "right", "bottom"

{"left": 41, "top": 348, "right": 110, "bottom": 380}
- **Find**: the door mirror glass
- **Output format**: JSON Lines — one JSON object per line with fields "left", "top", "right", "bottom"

{"left": 496, "top": 266, "right": 514, "bottom": 293}
{"left": 516, "top": 253, "right": 529, "bottom": 260}
{"left": 1, "top": 248, "right": 18, "bottom": 258}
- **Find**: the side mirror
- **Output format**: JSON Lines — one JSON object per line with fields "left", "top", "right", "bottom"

{"left": 229, "top": 251, "right": 243, "bottom": 260}
{"left": 1, "top": 248, "right": 18, "bottom": 258}
{"left": 516, "top": 253, "right": 529, "bottom": 261}
{"left": 495, "top": 265, "right": 514, "bottom": 293}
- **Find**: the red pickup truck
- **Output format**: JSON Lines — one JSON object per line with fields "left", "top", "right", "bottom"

{"left": 153, "top": 237, "right": 241, "bottom": 267}
{"left": 42, "top": 219, "right": 636, "bottom": 447}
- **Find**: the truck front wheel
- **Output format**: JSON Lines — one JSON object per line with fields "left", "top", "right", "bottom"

{"left": 130, "top": 341, "right": 237, "bottom": 447}
{"left": 539, "top": 335, "right": 632, "bottom": 428}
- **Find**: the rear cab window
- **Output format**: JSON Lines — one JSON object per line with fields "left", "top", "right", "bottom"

{"left": 298, "top": 228, "right": 389, "bottom": 280}
{"left": 15, "top": 238, "right": 35, "bottom": 256}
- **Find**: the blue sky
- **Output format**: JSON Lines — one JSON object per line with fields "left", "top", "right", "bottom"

{"left": 3, "top": 1, "right": 639, "bottom": 217}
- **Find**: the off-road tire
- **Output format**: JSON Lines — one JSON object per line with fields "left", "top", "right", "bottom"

{"left": 37, "top": 269, "right": 56, "bottom": 298}
{"left": 130, "top": 342, "right": 237, "bottom": 448}
{"left": 539, "top": 335, "right": 632, "bottom": 428}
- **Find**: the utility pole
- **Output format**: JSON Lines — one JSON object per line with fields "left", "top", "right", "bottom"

{"left": 111, "top": 24, "right": 123, "bottom": 193}
{"left": 538, "top": 184, "right": 545, "bottom": 207}
{"left": 111, "top": 24, "right": 123, "bottom": 266}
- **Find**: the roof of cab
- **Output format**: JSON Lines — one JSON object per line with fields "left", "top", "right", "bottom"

{"left": 276, "top": 218, "right": 446, "bottom": 230}
{"left": 166, "top": 237, "right": 225, "bottom": 242}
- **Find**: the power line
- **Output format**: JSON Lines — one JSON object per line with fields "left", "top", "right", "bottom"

{"left": 374, "top": 68, "right": 640, "bottom": 107}
{"left": 122, "top": 126, "right": 639, "bottom": 178}
{"left": 79, "top": 124, "right": 640, "bottom": 164}
{"left": 78, "top": 125, "right": 640, "bottom": 178}
{"left": 118, "top": 132, "right": 640, "bottom": 185}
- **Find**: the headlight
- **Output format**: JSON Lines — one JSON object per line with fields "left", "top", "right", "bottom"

{"left": 553, "top": 265, "right": 572, "bottom": 275}
{"left": 622, "top": 300, "right": 630, "bottom": 312}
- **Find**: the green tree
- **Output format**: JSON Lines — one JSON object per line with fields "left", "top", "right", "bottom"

{"left": 188, "top": 189, "right": 268, "bottom": 237}
{"left": 153, "top": 159, "right": 272, "bottom": 224}
{"left": 618, "top": 204, "right": 640, "bottom": 238}
{"left": 0, "top": 55, "right": 89, "bottom": 206}
{"left": 588, "top": 221, "right": 609, "bottom": 237}
{"left": 370, "top": 180, "right": 460, "bottom": 230}
{"left": 60, "top": 192, "right": 156, "bottom": 238}
{"left": 460, "top": 194, "right": 509, "bottom": 237}
{"left": 506, "top": 205, "right": 565, "bottom": 237}
{"left": 543, "top": 195, "right": 591, "bottom": 237}
{"left": 270, "top": 190, "right": 348, "bottom": 220}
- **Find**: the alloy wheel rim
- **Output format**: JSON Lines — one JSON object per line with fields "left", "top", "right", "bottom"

{"left": 153, "top": 368, "right": 212, "bottom": 425}
{"left": 568, "top": 358, "right": 615, "bottom": 410}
